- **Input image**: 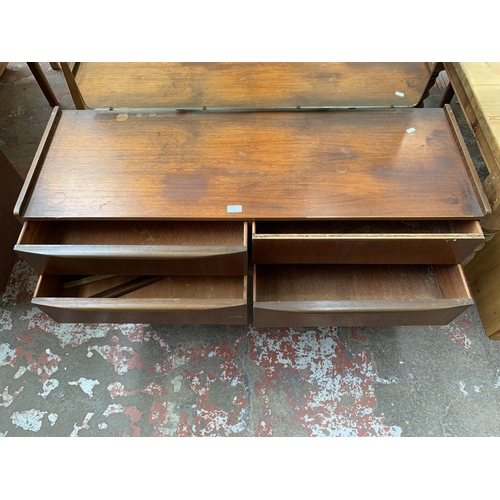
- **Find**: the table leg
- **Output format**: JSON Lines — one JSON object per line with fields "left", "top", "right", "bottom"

{"left": 439, "top": 83, "right": 455, "bottom": 107}
{"left": 26, "top": 62, "right": 59, "bottom": 107}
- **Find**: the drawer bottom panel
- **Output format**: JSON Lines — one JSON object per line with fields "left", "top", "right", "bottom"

{"left": 253, "top": 264, "right": 473, "bottom": 327}
{"left": 33, "top": 274, "right": 247, "bottom": 325}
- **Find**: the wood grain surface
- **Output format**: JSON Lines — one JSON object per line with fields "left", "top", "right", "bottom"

{"left": 73, "top": 62, "right": 432, "bottom": 109}
{"left": 22, "top": 108, "right": 487, "bottom": 220}
{"left": 253, "top": 264, "right": 473, "bottom": 327}
{"left": 252, "top": 220, "right": 484, "bottom": 264}
{"left": 33, "top": 274, "right": 248, "bottom": 324}
{"left": 16, "top": 220, "right": 248, "bottom": 275}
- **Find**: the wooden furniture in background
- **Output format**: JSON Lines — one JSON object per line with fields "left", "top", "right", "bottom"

{"left": 441, "top": 63, "right": 500, "bottom": 339}
{"left": 26, "top": 62, "right": 59, "bottom": 107}
{"left": 13, "top": 105, "right": 489, "bottom": 326}
{"left": 0, "top": 150, "right": 23, "bottom": 294}
{"left": 1, "top": 62, "right": 59, "bottom": 293}
{"left": 466, "top": 231, "right": 500, "bottom": 339}
{"left": 59, "top": 62, "right": 438, "bottom": 110}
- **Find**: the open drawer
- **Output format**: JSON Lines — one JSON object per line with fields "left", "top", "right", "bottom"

{"left": 252, "top": 221, "right": 484, "bottom": 265}
{"left": 33, "top": 274, "right": 248, "bottom": 324}
{"left": 16, "top": 221, "right": 247, "bottom": 275}
{"left": 253, "top": 264, "right": 473, "bottom": 327}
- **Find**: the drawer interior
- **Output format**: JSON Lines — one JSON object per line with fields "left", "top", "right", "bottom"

{"left": 254, "top": 264, "right": 471, "bottom": 302}
{"left": 36, "top": 274, "right": 247, "bottom": 300}
{"left": 20, "top": 221, "right": 247, "bottom": 247}
{"left": 253, "top": 220, "right": 482, "bottom": 237}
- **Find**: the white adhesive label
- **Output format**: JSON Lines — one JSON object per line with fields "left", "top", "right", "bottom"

{"left": 395, "top": 91, "right": 405, "bottom": 97}
{"left": 406, "top": 127, "right": 416, "bottom": 133}
{"left": 227, "top": 205, "right": 242, "bottom": 213}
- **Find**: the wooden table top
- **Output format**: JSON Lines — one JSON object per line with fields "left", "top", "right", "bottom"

{"left": 450, "top": 63, "right": 500, "bottom": 169}
{"left": 74, "top": 62, "right": 434, "bottom": 109}
{"left": 21, "top": 108, "right": 487, "bottom": 221}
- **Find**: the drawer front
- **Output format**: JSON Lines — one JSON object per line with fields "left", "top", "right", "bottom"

{"left": 253, "top": 301, "right": 472, "bottom": 327}
{"left": 253, "top": 264, "right": 473, "bottom": 327}
{"left": 252, "top": 221, "right": 484, "bottom": 265}
{"left": 16, "top": 221, "right": 248, "bottom": 275}
{"left": 33, "top": 274, "right": 248, "bottom": 325}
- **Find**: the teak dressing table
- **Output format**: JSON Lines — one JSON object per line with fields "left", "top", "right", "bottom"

{"left": 13, "top": 63, "right": 490, "bottom": 327}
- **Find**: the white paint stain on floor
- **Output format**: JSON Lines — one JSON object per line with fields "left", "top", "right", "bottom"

{"left": 20, "top": 307, "right": 112, "bottom": 348}
{"left": 0, "top": 343, "right": 16, "bottom": 366}
{"left": 38, "top": 379, "right": 59, "bottom": 398}
{"left": 103, "top": 404, "right": 124, "bottom": 416}
{"left": 10, "top": 409, "right": 47, "bottom": 432}
{"left": 68, "top": 378, "right": 100, "bottom": 398}
{"left": 172, "top": 375, "right": 183, "bottom": 392}
{"left": 1, "top": 386, "right": 24, "bottom": 407}
{"left": 70, "top": 412, "right": 94, "bottom": 437}
{"left": 14, "top": 366, "right": 27, "bottom": 379}
{"left": 0, "top": 310, "right": 13, "bottom": 331}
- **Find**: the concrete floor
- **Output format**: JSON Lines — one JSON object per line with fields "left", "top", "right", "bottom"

{"left": 1, "top": 63, "right": 499, "bottom": 437}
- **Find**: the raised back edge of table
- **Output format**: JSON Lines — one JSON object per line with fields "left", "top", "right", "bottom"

{"left": 442, "top": 104, "right": 491, "bottom": 216}
{"left": 14, "top": 106, "right": 61, "bottom": 221}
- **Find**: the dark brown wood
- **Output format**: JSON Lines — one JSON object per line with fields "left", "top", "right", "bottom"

{"left": 0, "top": 150, "right": 23, "bottom": 293}
{"left": 49, "top": 63, "right": 61, "bottom": 71}
{"left": 252, "top": 220, "right": 484, "bottom": 265}
{"left": 90, "top": 276, "right": 164, "bottom": 298}
{"left": 253, "top": 301, "right": 473, "bottom": 328}
{"left": 417, "top": 62, "right": 445, "bottom": 107}
{"left": 26, "top": 62, "right": 59, "bottom": 107}
{"left": 15, "top": 221, "right": 248, "bottom": 275}
{"left": 69, "top": 62, "right": 433, "bottom": 109}
{"left": 60, "top": 62, "right": 87, "bottom": 110}
{"left": 252, "top": 264, "right": 473, "bottom": 327}
{"left": 63, "top": 275, "right": 117, "bottom": 289}
{"left": 440, "top": 83, "right": 455, "bottom": 107}
{"left": 14, "top": 106, "right": 61, "bottom": 221}
{"left": 442, "top": 104, "right": 491, "bottom": 215}
{"left": 21, "top": 109, "right": 487, "bottom": 221}
{"left": 33, "top": 274, "right": 247, "bottom": 324}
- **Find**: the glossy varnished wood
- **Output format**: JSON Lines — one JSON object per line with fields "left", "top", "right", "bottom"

{"left": 70, "top": 62, "right": 433, "bottom": 109}
{"left": 20, "top": 108, "right": 487, "bottom": 220}
{"left": 14, "top": 106, "right": 61, "bottom": 221}
{"left": 15, "top": 221, "right": 247, "bottom": 275}
{"left": 253, "top": 264, "right": 473, "bottom": 327}
{"left": 33, "top": 274, "right": 247, "bottom": 324}
{"left": 252, "top": 220, "right": 484, "bottom": 264}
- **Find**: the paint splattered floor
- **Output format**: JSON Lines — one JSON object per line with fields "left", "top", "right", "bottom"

{"left": 1, "top": 63, "right": 500, "bottom": 437}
